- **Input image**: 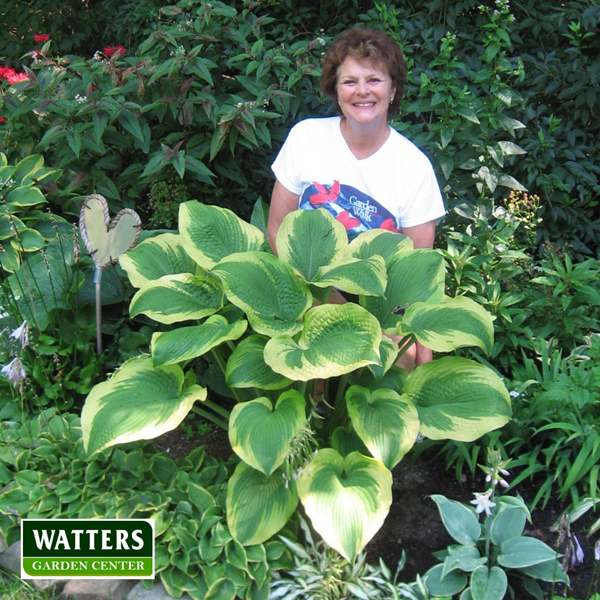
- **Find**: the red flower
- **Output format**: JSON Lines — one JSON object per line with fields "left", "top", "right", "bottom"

{"left": 0, "top": 116, "right": 7, "bottom": 123}
{"left": 0, "top": 66, "right": 29, "bottom": 84}
{"left": 104, "top": 45, "right": 126, "bottom": 57}
{"left": 34, "top": 33, "right": 50, "bottom": 43}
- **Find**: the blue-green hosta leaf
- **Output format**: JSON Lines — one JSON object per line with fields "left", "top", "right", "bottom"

{"left": 442, "top": 546, "right": 487, "bottom": 578}
{"left": 225, "top": 335, "right": 292, "bottom": 390}
{"left": 490, "top": 505, "right": 526, "bottom": 546}
{"left": 363, "top": 249, "right": 445, "bottom": 328}
{"left": 346, "top": 228, "right": 413, "bottom": 264}
{"left": 264, "top": 304, "right": 382, "bottom": 381}
{"left": 227, "top": 462, "right": 299, "bottom": 546}
{"left": 497, "top": 537, "right": 560, "bottom": 569}
{"left": 398, "top": 296, "right": 493, "bottom": 354}
{"left": 81, "top": 356, "right": 206, "bottom": 455}
{"left": 119, "top": 233, "right": 198, "bottom": 288}
{"left": 470, "top": 566, "right": 507, "bottom": 600}
{"left": 151, "top": 315, "right": 247, "bottom": 366}
{"left": 312, "top": 256, "right": 387, "bottom": 296}
{"left": 345, "top": 386, "right": 420, "bottom": 470}
{"left": 519, "top": 559, "right": 569, "bottom": 583}
{"left": 424, "top": 564, "right": 468, "bottom": 596}
{"left": 229, "top": 390, "right": 306, "bottom": 476}
{"left": 179, "top": 201, "right": 264, "bottom": 269}
{"left": 367, "top": 335, "right": 400, "bottom": 381}
{"left": 212, "top": 252, "right": 312, "bottom": 337}
{"left": 297, "top": 449, "right": 392, "bottom": 562}
{"left": 430, "top": 495, "right": 481, "bottom": 545}
{"left": 405, "top": 357, "right": 511, "bottom": 442}
{"left": 276, "top": 209, "right": 346, "bottom": 280}
{"left": 129, "top": 273, "right": 224, "bottom": 324}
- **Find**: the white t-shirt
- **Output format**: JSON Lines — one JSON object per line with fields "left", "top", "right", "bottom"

{"left": 271, "top": 116, "right": 445, "bottom": 240}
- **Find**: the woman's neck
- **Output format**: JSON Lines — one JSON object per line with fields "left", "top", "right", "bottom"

{"left": 339, "top": 116, "right": 390, "bottom": 160}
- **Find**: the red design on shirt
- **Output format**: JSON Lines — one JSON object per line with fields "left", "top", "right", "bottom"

{"left": 310, "top": 180, "right": 340, "bottom": 205}
{"left": 336, "top": 210, "right": 360, "bottom": 229}
{"left": 380, "top": 218, "right": 400, "bottom": 233}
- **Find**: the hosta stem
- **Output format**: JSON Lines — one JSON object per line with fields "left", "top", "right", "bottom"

{"left": 191, "top": 405, "right": 228, "bottom": 431}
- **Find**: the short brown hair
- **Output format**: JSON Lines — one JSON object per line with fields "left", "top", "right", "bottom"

{"left": 320, "top": 27, "right": 407, "bottom": 120}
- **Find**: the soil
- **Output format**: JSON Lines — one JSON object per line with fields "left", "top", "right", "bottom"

{"left": 154, "top": 428, "right": 599, "bottom": 600}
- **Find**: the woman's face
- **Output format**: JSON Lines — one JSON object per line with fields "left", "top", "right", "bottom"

{"left": 336, "top": 56, "right": 395, "bottom": 129}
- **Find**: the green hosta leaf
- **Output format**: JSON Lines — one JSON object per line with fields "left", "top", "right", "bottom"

{"left": 424, "top": 564, "right": 468, "bottom": 596}
{"left": 81, "top": 357, "right": 206, "bottom": 455}
{"left": 225, "top": 335, "right": 292, "bottom": 390}
{"left": 367, "top": 335, "right": 400, "bottom": 380}
{"left": 5, "top": 185, "right": 47, "bottom": 207}
{"left": 179, "top": 201, "right": 264, "bottom": 269}
{"left": 130, "top": 273, "right": 224, "bottom": 324}
{"left": 363, "top": 249, "right": 445, "bottom": 328}
{"left": 276, "top": 209, "right": 346, "bottom": 280}
{"left": 398, "top": 296, "right": 493, "bottom": 355}
{"left": 312, "top": 256, "right": 387, "bottom": 296}
{"left": 151, "top": 315, "right": 247, "bottom": 366}
{"left": 490, "top": 506, "right": 526, "bottom": 546}
{"left": 227, "top": 462, "right": 298, "bottom": 546}
{"left": 405, "top": 357, "right": 511, "bottom": 442}
{"left": 11, "top": 228, "right": 45, "bottom": 252}
{"left": 520, "top": 559, "right": 569, "bottom": 583}
{"left": 470, "top": 566, "right": 507, "bottom": 600}
{"left": 346, "top": 228, "right": 413, "bottom": 264}
{"left": 345, "top": 386, "right": 420, "bottom": 470}
{"left": 229, "top": 391, "right": 306, "bottom": 476}
{"left": 497, "top": 537, "right": 560, "bottom": 569}
{"left": 297, "top": 449, "right": 392, "bottom": 562}
{"left": 212, "top": 252, "right": 312, "bottom": 337}
{"left": 119, "top": 233, "right": 198, "bottom": 288}
{"left": 264, "top": 304, "right": 382, "bottom": 381}
{"left": 331, "top": 426, "right": 370, "bottom": 458}
{"left": 430, "top": 495, "right": 481, "bottom": 545}
{"left": 205, "top": 578, "right": 236, "bottom": 600}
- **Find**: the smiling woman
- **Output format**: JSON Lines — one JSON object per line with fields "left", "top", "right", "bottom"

{"left": 266, "top": 26, "right": 446, "bottom": 370}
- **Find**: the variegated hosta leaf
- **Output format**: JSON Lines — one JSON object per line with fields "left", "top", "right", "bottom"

{"left": 151, "top": 315, "right": 248, "bottom": 366}
{"left": 404, "top": 357, "right": 511, "bottom": 442}
{"left": 229, "top": 390, "right": 306, "bottom": 477}
{"left": 179, "top": 201, "right": 264, "bottom": 269}
{"left": 129, "top": 273, "right": 224, "bottom": 324}
{"left": 81, "top": 356, "right": 205, "bottom": 456}
{"left": 297, "top": 449, "right": 392, "bottom": 562}
{"left": 367, "top": 335, "right": 400, "bottom": 381}
{"left": 212, "top": 251, "right": 312, "bottom": 337}
{"left": 119, "top": 233, "right": 198, "bottom": 288}
{"left": 264, "top": 303, "right": 382, "bottom": 381}
{"left": 346, "top": 228, "right": 413, "bottom": 264}
{"left": 398, "top": 296, "right": 494, "bottom": 355}
{"left": 276, "top": 209, "right": 347, "bottom": 280}
{"left": 225, "top": 335, "right": 292, "bottom": 390}
{"left": 363, "top": 249, "right": 445, "bottom": 329}
{"left": 311, "top": 256, "right": 387, "bottom": 297}
{"left": 331, "top": 426, "right": 370, "bottom": 458}
{"left": 345, "top": 385, "right": 420, "bottom": 470}
{"left": 227, "top": 462, "right": 299, "bottom": 546}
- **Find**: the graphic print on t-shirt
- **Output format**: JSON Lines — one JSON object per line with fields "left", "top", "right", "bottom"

{"left": 299, "top": 181, "right": 399, "bottom": 240}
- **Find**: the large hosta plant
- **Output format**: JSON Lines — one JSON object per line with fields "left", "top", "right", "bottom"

{"left": 81, "top": 201, "right": 511, "bottom": 563}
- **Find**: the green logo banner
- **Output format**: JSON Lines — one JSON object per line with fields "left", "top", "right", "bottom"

{"left": 21, "top": 519, "right": 154, "bottom": 579}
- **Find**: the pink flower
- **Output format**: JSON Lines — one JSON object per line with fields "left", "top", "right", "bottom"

{"left": 104, "top": 45, "right": 126, "bottom": 57}
{"left": 34, "top": 33, "right": 50, "bottom": 43}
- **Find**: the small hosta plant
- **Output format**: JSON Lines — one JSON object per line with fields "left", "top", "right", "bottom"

{"left": 81, "top": 201, "right": 512, "bottom": 561}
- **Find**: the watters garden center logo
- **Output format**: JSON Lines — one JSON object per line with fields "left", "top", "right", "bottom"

{"left": 21, "top": 519, "right": 154, "bottom": 579}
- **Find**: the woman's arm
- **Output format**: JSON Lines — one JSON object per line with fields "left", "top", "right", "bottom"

{"left": 266, "top": 180, "right": 300, "bottom": 254}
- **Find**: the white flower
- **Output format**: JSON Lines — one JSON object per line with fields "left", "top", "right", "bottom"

{"left": 470, "top": 490, "right": 496, "bottom": 516}
{"left": 595, "top": 540, "right": 600, "bottom": 561}
{"left": 93, "top": 50, "right": 103, "bottom": 60}
{"left": 1, "top": 357, "right": 26, "bottom": 388}
{"left": 574, "top": 535, "right": 584, "bottom": 564}
{"left": 509, "top": 390, "right": 520, "bottom": 398}
{"left": 74, "top": 94, "right": 87, "bottom": 104}
{"left": 10, "top": 320, "right": 28, "bottom": 349}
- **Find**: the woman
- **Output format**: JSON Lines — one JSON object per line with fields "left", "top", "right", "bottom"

{"left": 267, "top": 26, "right": 446, "bottom": 369}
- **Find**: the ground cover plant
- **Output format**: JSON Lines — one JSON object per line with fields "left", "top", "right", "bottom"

{"left": 1, "top": 0, "right": 599, "bottom": 598}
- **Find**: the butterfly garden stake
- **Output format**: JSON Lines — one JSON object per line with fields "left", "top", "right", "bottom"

{"left": 79, "top": 194, "right": 142, "bottom": 353}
